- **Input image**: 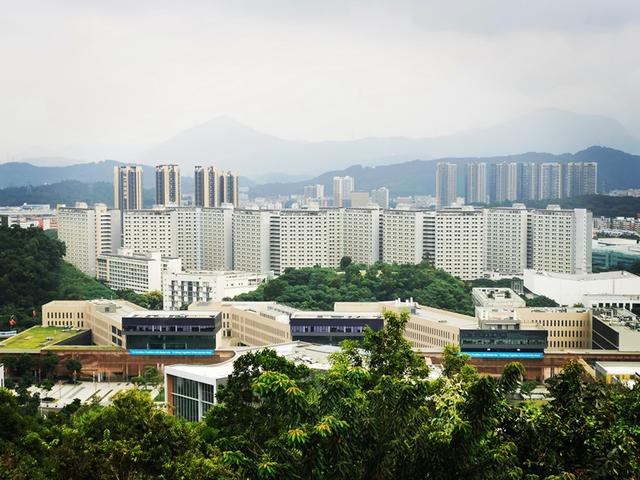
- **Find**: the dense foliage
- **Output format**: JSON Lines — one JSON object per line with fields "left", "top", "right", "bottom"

{"left": 2, "top": 310, "right": 640, "bottom": 479}
{"left": 235, "top": 261, "right": 475, "bottom": 315}
{"left": 0, "top": 181, "right": 156, "bottom": 208}
{"left": 0, "top": 226, "right": 153, "bottom": 330}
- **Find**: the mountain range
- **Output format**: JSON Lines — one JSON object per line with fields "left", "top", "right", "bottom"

{"left": 4, "top": 108, "right": 640, "bottom": 180}
{"left": 250, "top": 146, "right": 640, "bottom": 197}
{"left": 2, "top": 109, "right": 640, "bottom": 198}
{"left": 135, "top": 109, "right": 640, "bottom": 177}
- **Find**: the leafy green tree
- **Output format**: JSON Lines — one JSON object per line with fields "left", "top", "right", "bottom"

{"left": 65, "top": 358, "right": 82, "bottom": 383}
{"left": 339, "top": 256, "right": 353, "bottom": 270}
{"left": 526, "top": 295, "right": 559, "bottom": 307}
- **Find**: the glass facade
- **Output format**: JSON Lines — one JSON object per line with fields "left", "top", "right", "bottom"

{"left": 289, "top": 316, "right": 383, "bottom": 346}
{"left": 592, "top": 249, "right": 640, "bottom": 271}
{"left": 123, "top": 314, "right": 221, "bottom": 352}
{"left": 171, "top": 376, "right": 216, "bottom": 422}
{"left": 460, "top": 329, "right": 547, "bottom": 353}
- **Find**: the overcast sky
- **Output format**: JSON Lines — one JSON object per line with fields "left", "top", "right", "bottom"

{"left": 2, "top": 0, "right": 640, "bottom": 161}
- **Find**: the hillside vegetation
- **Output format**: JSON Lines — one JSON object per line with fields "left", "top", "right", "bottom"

{"left": 0, "top": 226, "right": 159, "bottom": 330}
{"left": 235, "top": 261, "right": 474, "bottom": 315}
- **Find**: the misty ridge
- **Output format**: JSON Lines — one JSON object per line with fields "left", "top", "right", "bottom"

{"left": 2, "top": 108, "right": 640, "bottom": 197}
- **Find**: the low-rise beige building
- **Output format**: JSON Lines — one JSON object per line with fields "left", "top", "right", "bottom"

{"left": 42, "top": 299, "right": 146, "bottom": 347}
{"left": 515, "top": 307, "right": 592, "bottom": 349}
{"left": 189, "top": 301, "right": 294, "bottom": 346}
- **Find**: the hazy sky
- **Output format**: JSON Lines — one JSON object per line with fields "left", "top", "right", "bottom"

{"left": 2, "top": 0, "right": 640, "bottom": 161}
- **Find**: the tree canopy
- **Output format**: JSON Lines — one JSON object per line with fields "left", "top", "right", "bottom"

{"left": 236, "top": 261, "right": 475, "bottom": 315}
{"left": 0, "top": 226, "right": 161, "bottom": 330}
{"left": 2, "top": 310, "right": 640, "bottom": 479}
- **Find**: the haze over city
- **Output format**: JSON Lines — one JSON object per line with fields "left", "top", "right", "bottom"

{"left": 3, "top": 0, "right": 640, "bottom": 166}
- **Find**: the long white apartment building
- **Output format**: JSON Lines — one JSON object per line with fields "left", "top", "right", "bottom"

{"left": 433, "top": 207, "right": 485, "bottom": 280}
{"left": 123, "top": 208, "right": 178, "bottom": 258}
{"left": 62, "top": 204, "right": 593, "bottom": 285}
{"left": 382, "top": 209, "right": 425, "bottom": 264}
{"left": 201, "top": 206, "right": 233, "bottom": 270}
{"left": 57, "top": 203, "right": 121, "bottom": 277}
{"left": 484, "top": 205, "right": 528, "bottom": 275}
{"left": 233, "top": 209, "right": 275, "bottom": 275}
{"left": 162, "top": 270, "right": 267, "bottom": 310}
{"left": 97, "top": 248, "right": 182, "bottom": 293}
{"left": 528, "top": 206, "right": 592, "bottom": 275}
{"left": 344, "top": 208, "right": 381, "bottom": 264}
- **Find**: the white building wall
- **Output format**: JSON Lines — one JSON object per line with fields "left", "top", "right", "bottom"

{"left": 202, "top": 207, "right": 233, "bottom": 271}
{"left": 57, "top": 203, "right": 120, "bottom": 277}
{"left": 382, "top": 210, "right": 424, "bottom": 264}
{"left": 232, "top": 210, "right": 274, "bottom": 274}
{"left": 485, "top": 206, "right": 528, "bottom": 275}
{"left": 434, "top": 208, "right": 485, "bottom": 280}
{"left": 123, "top": 209, "right": 178, "bottom": 258}
{"left": 524, "top": 269, "right": 640, "bottom": 306}
{"left": 278, "top": 210, "right": 329, "bottom": 271}
{"left": 176, "top": 208, "right": 203, "bottom": 270}
{"left": 343, "top": 208, "right": 381, "bottom": 265}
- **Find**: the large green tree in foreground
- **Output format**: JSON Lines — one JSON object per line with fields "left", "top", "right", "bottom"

{"left": 1, "top": 310, "right": 640, "bottom": 479}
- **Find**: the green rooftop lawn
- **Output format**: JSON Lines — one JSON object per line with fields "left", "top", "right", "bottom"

{"left": 0, "top": 326, "right": 84, "bottom": 350}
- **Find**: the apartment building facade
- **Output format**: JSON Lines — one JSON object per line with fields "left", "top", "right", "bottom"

{"left": 57, "top": 203, "right": 121, "bottom": 277}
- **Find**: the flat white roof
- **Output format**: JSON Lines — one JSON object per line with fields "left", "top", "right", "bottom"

{"left": 595, "top": 361, "right": 640, "bottom": 375}
{"left": 290, "top": 312, "right": 383, "bottom": 320}
{"left": 526, "top": 269, "right": 639, "bottom": 281}
{"left": 125, "top": 310, "right": 220, "bottom": 318}
{"left": 165, "top": 342, "right": 338, "bottom": 384}
{"left": 380, "top": 301, "right": 477, "bottom": 329}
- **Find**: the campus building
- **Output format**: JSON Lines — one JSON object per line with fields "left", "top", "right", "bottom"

{"left": 524, "top": 269, "right": 640, "bottom": 306}
{"left": 162, "top": 270, "right": 267, "bottom": 310}
{"left": 42, "top": 300, "right": 221, "bottom": 352}
{"left": 165, "top": 343, "right": 336, "bottom": 421}
{"left": 97, "top": 249, "right": 182, "bottom": 294}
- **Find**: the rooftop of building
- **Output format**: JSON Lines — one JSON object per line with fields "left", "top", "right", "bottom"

{"left": 98, "top": 250, "right": 181, "bottom": 261}
{"left": 471, "top": 288, "right": 525, "bottom": 307}
{"left": 524, "top": 269, "right": 640, "bottom": 282}
{"left": 0, "top": 326, "right": 89, "bottom": 352}
{"left": 167, "top": 270, "right": 266, "bottom": 278}
{"left": 192, "top": 301, "right": 299, "bottom": 324}
{"left": 594, "top": 361, "right": 640, "bottom": 375}
{"left": 124, "top": 310, "right": 220, "bottom": 319}
{"left": 516, "top": 306, "right": 590, "bottom": 314}
{"left": 593, "top": 308, "right": 640, "bottom": 334}
{"left": 592, "top": 239, "right": 640, "bottom": 254}
{"left": 165, "top": 342, "right": 339, "bottom": 384}
{"left": 290, "top": 311, "right": 383, "bottom": 320}
{"left": 381, "top": 300, "right": 478, "bottom": 329}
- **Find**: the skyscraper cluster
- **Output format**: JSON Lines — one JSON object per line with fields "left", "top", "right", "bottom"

{"left": 456, "top": 161, "right": 597, "bottom": 205}
{"left": 113, "top": 165, "right": 240, "bottom": 209}
{"left": 194, "top": 166, "right": 239, "bottom": 208}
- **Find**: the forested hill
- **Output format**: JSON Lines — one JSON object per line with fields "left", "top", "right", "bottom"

{"left": 234, "top": 261, "right": 475, "bottom": 315}
{"left": 0, "top": 226, "right": 160, "bottom": 329}
{"left": 0, "top": 181, "right": 155, "bottom": 208}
